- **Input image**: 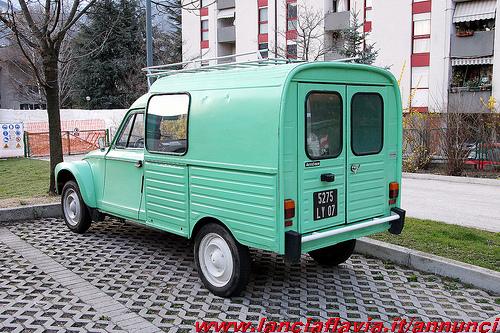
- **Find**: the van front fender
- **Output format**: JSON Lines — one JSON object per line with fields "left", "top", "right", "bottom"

{"left": 55, "top": 161, "right": 97, "bottom": 208}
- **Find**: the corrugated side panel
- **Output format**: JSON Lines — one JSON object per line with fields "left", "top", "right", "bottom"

{"left": 347, "top": 158, "right": 386, "bottom": 223}
{"left": 144, "top": 162, "right": 189, "bottom": 236}
{"left": 189, "top": 166, "right": 278, "bottom": 252}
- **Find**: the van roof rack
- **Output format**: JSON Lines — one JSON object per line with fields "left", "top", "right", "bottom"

{"left": 142, "top": 51, "right": 359, "bottom": 79}
{"left": 142, "top": 51, "right": 301, "bottom": 78}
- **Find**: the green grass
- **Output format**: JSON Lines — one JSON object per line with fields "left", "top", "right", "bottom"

{"left": 0, "top": 158, "right": 50, "bottom": 199}
{"left": 371, "top": 218, "right": 500, "bottom": 272}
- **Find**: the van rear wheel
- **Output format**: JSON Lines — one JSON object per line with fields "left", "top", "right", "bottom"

{"left": 308, "top": 239, "right": 356, "bottom": 267}
{"left": 194, "top": 223, "right": 250, "bottom": 297}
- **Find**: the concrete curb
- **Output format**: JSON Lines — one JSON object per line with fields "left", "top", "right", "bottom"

{"left": 356, "top": 237, "right": 500, "bottom": 295}
{"left": 0, "top": 203, "right": 62, "bottom": 223}
{"left": 403, "top": 172, "right": 500, "bottom": 186}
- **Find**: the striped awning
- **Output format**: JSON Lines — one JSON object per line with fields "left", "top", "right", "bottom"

{"left": 451, "top": 56, "right": 494, "bottom": 66}
{"left": 453, "top": 0, "right": 497, "bottom": 23}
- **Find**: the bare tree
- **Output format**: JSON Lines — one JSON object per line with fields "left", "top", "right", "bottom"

{"left": 0, "top": 35, "right": 77, "bottom": 108}
{"left": 274, "top": 4, "right": 333, "bottom": 61}
{"left": 0, "top": 0, "right": 97, "bottom": 193}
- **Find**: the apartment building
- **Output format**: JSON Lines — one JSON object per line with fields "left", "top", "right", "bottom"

{"left": 182, "top": 0, "right": 499, "bottom": 113}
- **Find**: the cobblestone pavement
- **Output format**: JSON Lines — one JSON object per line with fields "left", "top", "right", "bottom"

{"left": 0, "top": 218, "right": 499, "bottom": 333}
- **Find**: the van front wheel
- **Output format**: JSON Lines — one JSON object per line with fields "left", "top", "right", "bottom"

{"left": 194, "top": 223, "right": 250, "bottom": 297}
{"left": 308, "top": 239, "right": 356, "bottom": 267}
{"left": 61, "top": 180, "right": 92, "bottom": 234}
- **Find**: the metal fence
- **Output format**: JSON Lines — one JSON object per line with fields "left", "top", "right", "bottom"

{"left": 403, "top": 128, "right": 500, "bottom": 171}
{"left": 25, "top": 129, "right": 108, "bottom": 157}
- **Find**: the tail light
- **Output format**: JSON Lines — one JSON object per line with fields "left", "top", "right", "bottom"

{"left": 389, "top": 182, "right": 399, "bottom": 205}
{"left": 284, "top": 199, "right": 295, "bottom": 227}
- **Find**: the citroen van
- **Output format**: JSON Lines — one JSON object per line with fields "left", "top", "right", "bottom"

{"left": 55, "top": 60, "right": 405, "bottom": 297}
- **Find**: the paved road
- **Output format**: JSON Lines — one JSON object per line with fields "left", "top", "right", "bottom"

{"left": 0, "top": 218, "right": 498, "bottom": 332}
{"left": 402, "top": 178, "right": 500, "bottom": 233}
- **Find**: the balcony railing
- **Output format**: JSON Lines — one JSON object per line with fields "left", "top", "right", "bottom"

{"left": 217, "top": 26, "right": 236, "bottom": 43}
{"left": 324, "top": 11, "right": 350, "bottom": 31}
{"left": 450, "top": 30, "right": 494, "bottom": 58}
{"left": 448, "top": 87, "right": 492, "bottom": 113}
{"left": 217, "top": 0, "right": 235, "bottom": 10}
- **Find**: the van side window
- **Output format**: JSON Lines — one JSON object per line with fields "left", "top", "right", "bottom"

{"left": 115, "top": 113, "right": 144, "bottom": 149}
{"left": 351, "top": 93, "right": 383, "bottom": 156}
{"left": 146, "top": 94, "right": 190, "bottom": 155}
{"left": 305, "top": 92, "right": 343, "bottom": 160}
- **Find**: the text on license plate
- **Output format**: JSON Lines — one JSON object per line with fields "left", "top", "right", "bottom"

{"left": 313, "top": 189, "right": 337, "bottom": 221}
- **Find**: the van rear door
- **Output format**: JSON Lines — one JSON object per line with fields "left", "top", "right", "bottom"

{"left": 298, "top": 83, "right": 346, "bottom": 233}
{"left": 346, "top": 86, "right": 388, "bottom": 223}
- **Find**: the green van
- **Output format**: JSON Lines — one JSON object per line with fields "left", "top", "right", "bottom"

{"left": 55, "top": 60, "right": 405, "bottom": 297}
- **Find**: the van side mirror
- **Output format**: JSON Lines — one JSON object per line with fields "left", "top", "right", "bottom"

{"left": 98, "top": 137, "right": 106, "bottom": 151}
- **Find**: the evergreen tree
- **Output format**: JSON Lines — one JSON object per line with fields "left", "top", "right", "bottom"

{"left": 71, "top": 0, "right": 148, "bottom": 109}
{"left": 70, "top": 0, "right": 182, "bottom": 109}
{"left": 339, "top": 11, "right": 378, "bottom": 65}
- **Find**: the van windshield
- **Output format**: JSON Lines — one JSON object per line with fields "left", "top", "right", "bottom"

{"left": 305, "top": 92, "right": 343, "bottom": 159}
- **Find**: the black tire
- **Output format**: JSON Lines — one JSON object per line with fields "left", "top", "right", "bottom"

{"left": 308, "top": 239, "right": 356, "bottom": 267}
{"left": 194, "top": 223, "right": 250, "bottom": 297}
{"left": 61, "top": 180, "right": 92, "bottom": 234}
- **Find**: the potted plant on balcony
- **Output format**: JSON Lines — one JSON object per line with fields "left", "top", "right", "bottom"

{"left": 456, "top": 25, "right": 474, "bottom": 37}
{"left": 466, "top": 78, "right": 481, "bottom": 92}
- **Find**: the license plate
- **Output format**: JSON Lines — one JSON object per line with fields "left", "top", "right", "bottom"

{"left": 313, "top": 189, "right": 337, "bottom": 221}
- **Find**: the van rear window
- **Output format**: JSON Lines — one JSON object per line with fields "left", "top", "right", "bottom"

{"left": 351, "top": 93, "right": 383, "bottom": 156}
{"left": 146, "top": 94, "right": 190, "bottom": 155}
{"left": 305, "top": 92, "right": 343, "bottom": 160}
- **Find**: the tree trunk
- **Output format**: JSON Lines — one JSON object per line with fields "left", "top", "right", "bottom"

{"left": 43, "top": 54, "right": 63, "bottom": 195}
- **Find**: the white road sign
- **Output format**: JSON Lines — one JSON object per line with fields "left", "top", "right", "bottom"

{"left": 1, "top": 122, "right": 25, "bottom": 158}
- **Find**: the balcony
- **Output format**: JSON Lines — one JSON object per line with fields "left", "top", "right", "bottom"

{"left": 324, "top": 11, "right": 350, "bottom": 31}
{"left": 448, "top": 88, "right": 492, "bottom": 113}
{"left": 450, "top": 30, "right": 494, "bottom": 58}
{"left": 324, "top": 51, "right": 343, "bottom": 61}
{"left": 217, "top": 26, "right": 235, "bottom": 43}
{"left": 217, "top": 0, "right": 235, "bottom": 10}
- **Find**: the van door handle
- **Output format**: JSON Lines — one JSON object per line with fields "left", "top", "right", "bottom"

{"left": 320, "top": 173, "right": 335, "bottom": 182}
{"left": 135, "top": 160, "right": 143, "bottom": 168}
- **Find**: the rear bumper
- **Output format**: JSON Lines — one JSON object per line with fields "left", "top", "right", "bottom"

{"left": 285, "top": 208, "right": 406, "bottom": 263}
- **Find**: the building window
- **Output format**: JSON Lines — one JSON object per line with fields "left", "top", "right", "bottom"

{"left": 201, "top": 0, "right": 210, "bottom": 7}
{"left": 259, "top": 7, "right": 268, "bottom": 34}
{"left": 287, "top": 3, "right": 297, "bottom": 32}
{"left": 413, "top": 13, "right": 431, "bottom": 36}
{"left": 286, "top": 43, "right": 297, "bottom": 59}
{"left": 201, "top": 19, "right": 209, "bottom": 48}
{"left": 413, "top": 38, "right": 430, "bottom": 53}
{"left": 259, "top": 42, "right": 268, "bottom": 58}
{"left": 332, "top": 0, "right": 337, "bottom": 12}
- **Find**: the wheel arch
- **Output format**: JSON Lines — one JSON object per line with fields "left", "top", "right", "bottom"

{"left": 55, "top": 161, "right": 97, "bottom": 208}
{"left": 190, "top": 216, "right": 229, "bottom": 239}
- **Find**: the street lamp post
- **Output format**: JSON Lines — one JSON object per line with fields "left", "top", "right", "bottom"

{"left": 146, "top": 0, "right": 153, "bottom": 87}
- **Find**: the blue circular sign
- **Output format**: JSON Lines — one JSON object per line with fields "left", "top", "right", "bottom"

{"left": 1, "top": 125, "right": 7, "bottom": 130}
{"left": 15, "top": 130, "right": 21, "bottom": 136}
{"left": 8, "top": 124, "right": 14, "bottom": 129}
{"left": 3, "top": 131, "right": 8, "bottom": 137}
{"left": 15, "top": 124, "right": 20, "bottom": 129}
{"left": 3, "top": 137, "right": 8, "bottom": 143}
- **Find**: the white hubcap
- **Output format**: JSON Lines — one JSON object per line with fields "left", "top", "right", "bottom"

{"left": 64, "top": 189, "right": 81, "bottom": 226}
{"left": 199, "top": 233, "right": 233, "bottom": 288}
